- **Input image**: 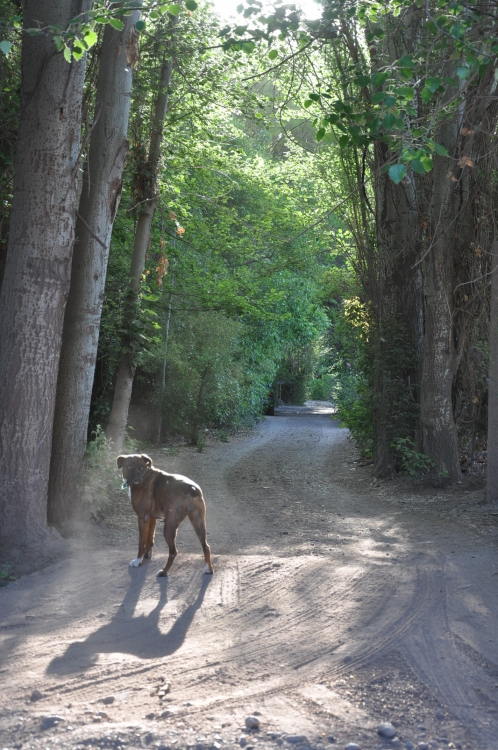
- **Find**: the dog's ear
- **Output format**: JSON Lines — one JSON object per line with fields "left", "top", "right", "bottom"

{"left": 141, "top": 454, "right": 152, "bottom": 468}
{"left": 117, "top": 456, "right": 125, "bottom": 469}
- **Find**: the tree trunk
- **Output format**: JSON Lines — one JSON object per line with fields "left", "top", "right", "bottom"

{"left": 48, "top": 9, "right": 141, "bottom": 526}
{"left": 106, "top": 37, "right": 176, "bottom": 452}
{"left": 487, "top": 241, "right": 498, "bottom": 504}
{"left": 0, "top": 0, "right": 89, "bottom": 546}
{"left": 372, "top": 147, "right": 422, "bottom": 477}
{"left": 420, "top": 121, "right": 462, "bottom": 483}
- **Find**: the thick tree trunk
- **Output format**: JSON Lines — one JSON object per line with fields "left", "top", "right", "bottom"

{"left": 372, "top": 149, "right": 422, "bottom": 477}
{"left": 420, "top": 122, "right": 462, "bottom": 483}
{"left": 487, "top": 241, "right": 498, "bottom": 504}
{"left": 0, "top": 1, "right": 89, "bottom": 546}
{"left": 48, "top": 10, "right": 141, "bottom": 526}
{"left": 106, "top": 46, "right": 175, "bottom": 452}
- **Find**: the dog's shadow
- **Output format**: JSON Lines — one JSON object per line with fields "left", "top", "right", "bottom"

{"left": 46, "top": 568, "right": 211, "bottom": 675}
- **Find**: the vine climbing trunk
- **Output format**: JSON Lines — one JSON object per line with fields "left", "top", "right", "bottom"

{"left": 0, "top": 0, "right": 90, "bottom": 545}
{"left": 47, "top": 9, "right": 142, "bottom": 526}
{"left": 106, "top": 21, "right": 177, "bottom": 453}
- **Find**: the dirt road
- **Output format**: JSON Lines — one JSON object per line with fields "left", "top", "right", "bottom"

{"left": 2, "top": 403, "right": 498, "bottom": 750}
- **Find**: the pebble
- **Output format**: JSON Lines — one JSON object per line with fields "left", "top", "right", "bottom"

{"left": 344, "top": 744, "right": 362, "bottom": 750}
{"left": 406, "top": 743, "right": 415, "bottom": 750}
{"left": 436, "top": 709, "right": 445, "bottom": 720}
{"left": 240, "top": 736, "right": 247, "bottom": 747}
{"left": 145, "top": 712, "right": 156, "bottom": 719}
{"left": 160, "top": 710, "right": 172, "bottom": 718}
{"left": 417, "top": 727, "right": 426, "bottom": 733}
{"left": 378, "top": 723, "right": 397, "bottom": 739}
{"left": 246, "top": 717, "right": 260, "bottom": 730}
{"left": 40, "top": 715, "right": 64, "bottom": 730}
{"left": 417, "top": 744, "right": 429, "bottom": 750}
{"left": 286, "top": 736, "right": 307, "bottom": 744}
{"left": 103, "top": 696, "right": 115, "bottom": 705}
{"left": 327, "top": 737, "right": 336, "bottom": 744}
{"left": 30, "top": 689, "right": 43, "bottom": 702}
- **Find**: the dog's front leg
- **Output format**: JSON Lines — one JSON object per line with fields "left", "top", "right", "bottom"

{"left": 129, "top": 516, "right": 150, "bottom": 567}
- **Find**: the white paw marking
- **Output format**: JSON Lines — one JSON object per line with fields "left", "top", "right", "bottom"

{"left": 203, "top": 563, "right": 213, "bottom": 574}
{"left": 129, "top": 557, "right": 143, "bottom": 568}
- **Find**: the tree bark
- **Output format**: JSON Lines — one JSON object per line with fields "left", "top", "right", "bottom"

{"left": 487, "top": 241, "right": 498, "bottom": 504}
{"left": 106, "top": 34, "right": 176, "bottom": 452}
{"left": 48, "top": 9, "right": 141, "bottom": 526}
{"left": 419, "top": 120, "right": 462, "bottom": 483}
{"left": 372, "top": 147, "right": 422, "bottom": 477}
{"left": 0, "top": 0, "right": 89, "bottom": 546}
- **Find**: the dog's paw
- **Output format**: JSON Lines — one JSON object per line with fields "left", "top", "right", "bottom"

{"left": 203, "top": 564, "right": 214, "bottom": 574}
{"left": 129, "top": 557, "right": 143, "bottom": 568}
{"left": 157, "top": 569, "right": 167, "bottom": 577}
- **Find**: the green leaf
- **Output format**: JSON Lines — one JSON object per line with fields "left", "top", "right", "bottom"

{"left": 163, "top": 3, "right": 181, "bottom": 13}
{"left": 0, "top": 40, "right": 11, "bottom": 56}
{"left": 185, "top": 0, "right": 198, "bottom": 9}
{"left": 135, "top": 20, "right": 146, "bottom": 31}
{"left": 433, "top": 143, "right": 449, "bottom": 156}
{"left": 420, "top": 155, "right": 433, "bottom": 172}
{"left": 303, "top": 99, "right": 312, "bottom": 108}
{"left": 426, "top": 76, "right": 442, "bottom": 93}
{"left": 83, "top": 29, "right": 98, "bottom": 49}
{"left": 398, "top": 55, "right": 414, "bottom": 68}
{"left": 371, "top": 91, "right": 386, "bottom": 104}
{"left": 420, "top": 87, "right": 434, "bottom": 103}
{"left": 373, "top": 71, "right": 389, "bottom": 88}
{"left": 72, "top": 44, "right": 84, "bottom": 60}
{"left": 398, "top": 86, "right": 414, "bottom": 100}
{"left": 338, "top": 134, "right": 350, "bottom": 148}
{"left": 456, "top": 66, "right": 470, "bottom": 79}
{"left": 63, "top": 46, "right": 72, "bottom": 63}
{"left": 388, "top": 163, "right": 407, "bottom": 184}
{"left": 383, "top": 113, "right": 396, "bottom": 129}
{"left": 355, "top": 75, "right": 371, "bottom": 87}
{"left": 410, "top": 158, "right": 426, "bottom": 175}
{"left": 268, "top": 49, "right": 278, "bottom": 60}
{"left": 242, "top": 41, "right": 256, "bottom": 53}
{"left": 109, "top": 18, "right": 124, "bottom": 31}
{"left": 316, "top": 127, "right": 326, "bottom": 141}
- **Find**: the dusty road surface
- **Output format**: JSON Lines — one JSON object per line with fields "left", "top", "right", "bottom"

{"left": 2, "top": 403, "right": 498, "bottom": 750}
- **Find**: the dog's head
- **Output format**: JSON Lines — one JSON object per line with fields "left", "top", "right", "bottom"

{"left": 117, "top": 454, "right": 152, "bottom": 487}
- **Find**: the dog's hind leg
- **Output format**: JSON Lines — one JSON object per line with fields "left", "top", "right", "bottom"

{"left": 144, "top": 518, "right": 157, "bottom": 559}
{"left": 188, "top": 505, "right": 213, "bottom": 574}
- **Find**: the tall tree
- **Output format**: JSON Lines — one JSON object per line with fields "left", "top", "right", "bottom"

{"left": 0, "top": 0, "right": 90, "bottom": 545}
{"left": 106, "top": 17, "right": 177, "bottom": 452}
{"left": 48, "top": 7, "right": 142, "bottom": 526}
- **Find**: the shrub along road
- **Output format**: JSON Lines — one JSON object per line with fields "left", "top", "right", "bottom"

{"left": 1, "top": 403, "right": 498, "bottom": 750}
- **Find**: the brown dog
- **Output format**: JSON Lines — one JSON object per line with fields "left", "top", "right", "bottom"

{"left": 117, "top": 453, "right": 213, "bottom": 576}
